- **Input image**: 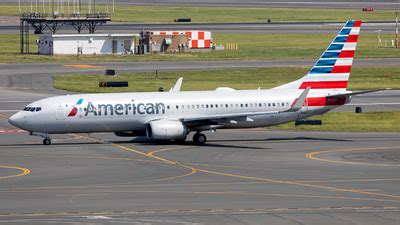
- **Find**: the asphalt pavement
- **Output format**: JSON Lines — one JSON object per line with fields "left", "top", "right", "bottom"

{"left": 0, "top": 97, "right": 399, "bottom": 224}
{"left": 0, "top": 4, "right": 399, "bottom": 222}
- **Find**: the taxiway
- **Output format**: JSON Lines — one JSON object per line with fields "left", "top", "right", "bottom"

{"left": 0, "top": 88, "right": 399, "bottom": 224}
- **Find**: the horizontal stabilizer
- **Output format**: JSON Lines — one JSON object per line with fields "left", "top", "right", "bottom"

{"left": 328, "top": 89, "right": 388, "bottom": 98}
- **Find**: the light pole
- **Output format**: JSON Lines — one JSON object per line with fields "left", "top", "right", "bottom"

{"left": 375, "top": 29, "right": 382, "bottom": 48}
{"left": 396, "top": 12, "right": 398, "bottom": 48}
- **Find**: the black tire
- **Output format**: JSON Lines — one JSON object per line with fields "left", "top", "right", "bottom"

{"left": 43, "top": 139, "right": 51, "bottom": 145}
{"left": 193, "top": 133, "right": 206, "bottom": 145}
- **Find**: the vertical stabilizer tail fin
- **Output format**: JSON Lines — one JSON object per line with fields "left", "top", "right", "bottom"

{"left": 274, "top": 20, "right": 362, "bottom": 90}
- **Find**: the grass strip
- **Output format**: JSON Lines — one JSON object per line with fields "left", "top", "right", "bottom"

{"left": 275, "top": 112, "right": 400, "bottom": 132}
{"left": 1, "top": 4, "right": 396, "bottom": 23}
{"left": 0, "top": 33, "right": 398, "bottom": 63}
{"left": 53, "top": 67, "right": 400, "bottom": 93}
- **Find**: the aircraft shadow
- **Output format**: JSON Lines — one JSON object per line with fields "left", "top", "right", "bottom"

{"left": 0, "top": 137, "right": 350, "bottom": 148}
{"left": 0, "top": 142, "right": 103, "bottom": 147}
{"left": 207, "top": 137, "right": 351, "bottom": 143}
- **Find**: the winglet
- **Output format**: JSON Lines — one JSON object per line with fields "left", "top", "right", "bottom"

{"left": 170, "top": 77, "right": 183, "bottom": 92}
{"left": 286, "top": 87, "right": 310, "bottom": 112}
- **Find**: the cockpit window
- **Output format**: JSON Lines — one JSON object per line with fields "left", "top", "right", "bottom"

{"left": 23, "top": 106, "right": 42, "bottom": 112}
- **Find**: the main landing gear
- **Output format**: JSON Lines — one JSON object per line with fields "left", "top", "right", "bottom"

{"left": 193, "top": 132, "right": 207, "bottom": 145}
{"left": 43, "top": 138, "right": 51, "bottom": 145}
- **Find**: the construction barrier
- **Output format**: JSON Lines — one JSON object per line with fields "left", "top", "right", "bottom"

{"left": 225, "top": 43, "right": 239, "bottom": 50}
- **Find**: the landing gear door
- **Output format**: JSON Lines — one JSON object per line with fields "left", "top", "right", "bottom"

{"left": 56, "top": 106, "right": 66, "bottom": 120}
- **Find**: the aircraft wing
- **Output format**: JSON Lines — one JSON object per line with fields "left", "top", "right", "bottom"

{"left": 182, "top": 110, "right": 280, "bottom": 123}
{"left": 181, "top": 87, "right": 310, "bottom": 125}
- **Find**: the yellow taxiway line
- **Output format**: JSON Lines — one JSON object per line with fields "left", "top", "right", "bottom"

{"left": 306, "top": 146, "right": 400, "bottom": 167}
{"left": 0, "top": 166, "right": 30, "bottom": 180}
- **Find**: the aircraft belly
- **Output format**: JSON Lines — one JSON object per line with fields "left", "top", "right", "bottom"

{"left": 64, "top": 117, "right": 145, "bottom": 133}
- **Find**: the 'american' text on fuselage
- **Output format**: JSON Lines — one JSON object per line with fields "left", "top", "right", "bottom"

{"left": 84, "top": 102, "right": 166, "bottom": 116}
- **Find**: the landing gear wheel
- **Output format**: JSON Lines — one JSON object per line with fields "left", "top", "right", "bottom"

{"left": 43, "top": 138, "right": 51, "bottom": 145}
{"left": 193, "top": 133, "right": 207, "bottom": 145}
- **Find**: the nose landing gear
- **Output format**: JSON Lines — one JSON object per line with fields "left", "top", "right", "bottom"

{"left": 193, "top": 132, "right": 207, "bottom": 145}
{"left": 43, "top": 138, "right": 52, "bottom": 145}
{"left": 30, "top": 132, "right": 52, "bottom": 145}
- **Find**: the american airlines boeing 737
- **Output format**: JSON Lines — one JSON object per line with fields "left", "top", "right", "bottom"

{"left": 9, "top": 20, "right": 371, "bottom": 145}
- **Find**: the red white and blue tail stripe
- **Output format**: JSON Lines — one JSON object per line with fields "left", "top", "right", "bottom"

{"left": 299, "top": 20, "right": 362, "bottom": 90}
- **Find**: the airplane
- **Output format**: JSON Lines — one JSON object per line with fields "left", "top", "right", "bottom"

{"left": 9, "top": 20, "right": 371, "bottom": 145}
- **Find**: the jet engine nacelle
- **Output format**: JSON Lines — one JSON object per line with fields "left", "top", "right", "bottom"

{"left": 146, "top": 120, "right": 187, "bottom": 140}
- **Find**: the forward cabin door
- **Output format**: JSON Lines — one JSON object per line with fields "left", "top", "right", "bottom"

{"left": 56, "top": 105, "right": 66, "bottom": 120}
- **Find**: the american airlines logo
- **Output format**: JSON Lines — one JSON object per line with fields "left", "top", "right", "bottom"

{"left": 68, "top": 98, "right": 84, "bottom": 117}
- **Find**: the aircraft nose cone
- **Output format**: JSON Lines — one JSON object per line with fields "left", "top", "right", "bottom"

{"left": 8, "top": 112, "right": 25, "bottom": 129}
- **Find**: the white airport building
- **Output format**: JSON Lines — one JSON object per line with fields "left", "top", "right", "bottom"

{"left": 37, "top": 34, "right": 137, "bottom": 55}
